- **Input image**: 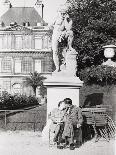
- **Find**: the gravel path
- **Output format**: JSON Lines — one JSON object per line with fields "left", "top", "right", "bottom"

{"left": 0, "top": 131, "right": 115, "bottom": 155}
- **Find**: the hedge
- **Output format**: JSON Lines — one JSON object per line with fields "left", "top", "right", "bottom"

{"left": 0, "top": 92, "right": 40, "bottom": 110}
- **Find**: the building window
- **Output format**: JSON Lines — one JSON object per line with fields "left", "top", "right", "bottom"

{"left": 7, "top": 35, "right": 12, "bottom": 49}
{"left": 14, "top": 58, "right": 21, "bottom": 73}
{"left": 48, "top": 36, "right": 52, "bottom": 49}
{"left": 0, "top": 81, "right": 2, "bottom": 96}
{"left": 12, "top": 83, "right": 22, "bottom": 95}
{"left": 0, "top": 58, "right": 2, "bottom": 72}
{"left": 35, "top": 36, "right": 42, "bottom": 49}
{"left": 34, "top": 59, "right": 42, "bottom": 73}
{"left": 43, "top": 36, "right": 48, "bottom": 49}
{"left": 3, "top": 80, "right": 11, "bottom": 93}
{"left": 1, "top": 57, "right": 12, "bottom": 73}
{"left": 0, "top": 87, "right": 2, "bottom": 96}
{"left": 2, "top": 35, "right": 12, "bottom": 49}
{"left": 0, "top": 36, "right": 3, "bottom": 49}
{"left": 23, "top": 35, "right": 32, "bottom": 49}
{"left": 15, "top": 36, "right": 22, "bottom": 50}
{"left": 22, "top": 57, "right": 33, "bottom": 73}
{"left": 3, "top": 35, "right": 7, "bottom": 49}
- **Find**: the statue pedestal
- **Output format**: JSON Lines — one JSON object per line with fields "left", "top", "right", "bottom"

{"left": 42, "top": 74, "right": 83, "bottom": 141}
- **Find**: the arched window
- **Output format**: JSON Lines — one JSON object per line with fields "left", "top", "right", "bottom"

{"left": 12, "top": 83, "right": 22, "bottom": 95}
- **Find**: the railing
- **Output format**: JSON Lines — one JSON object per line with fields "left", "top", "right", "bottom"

{"left": 0, "top": 109, "right": 46, "bottom": 132}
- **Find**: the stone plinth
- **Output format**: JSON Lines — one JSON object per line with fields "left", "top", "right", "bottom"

{"left": 45, "top": 75, "right": 83, "bottom": 118}
{"left": 42, "top": 74, "right": 83, "bottom": 141}
{"left": 102, "top": 59, "right": 116, "bottom": 67}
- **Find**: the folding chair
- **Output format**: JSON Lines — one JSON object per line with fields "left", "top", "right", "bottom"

{"left": 93, "top": 113, "right": 109, "bottom": 142}
{"left": 104, "top": 114, "right": 115, "bottom": 140}
{"left": 82, "top": 111, "right": 96, "bottom": 140}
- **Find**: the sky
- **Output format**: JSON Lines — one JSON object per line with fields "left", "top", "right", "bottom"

{"left": 0, "top": 0, "right": 67, "bottom": 24}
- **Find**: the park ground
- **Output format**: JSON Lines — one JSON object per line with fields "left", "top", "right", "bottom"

{"left": 0, "top": 130, "right": 115, "bottom": 155}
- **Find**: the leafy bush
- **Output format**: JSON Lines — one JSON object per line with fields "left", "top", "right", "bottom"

{"left": 66, "top": 0, "right": 116, "bottom": 71}
{"left": 23, "top": 72, "right": 46, "bottom": 96}
{"left": 0, "top": 92, "right": 39, "bottom": 110}
{"left": 79, "top": 65, "right": 116, "bottom": 86}
{"left": 39, "top": 86, "right": 47, "bottom": 98}
{"left": 0, "top": 91, "right": 15, "bottom": 109}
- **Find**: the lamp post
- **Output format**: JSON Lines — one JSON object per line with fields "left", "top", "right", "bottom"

{"left": 102, "top": 45, "right": 116, "bottom": 67}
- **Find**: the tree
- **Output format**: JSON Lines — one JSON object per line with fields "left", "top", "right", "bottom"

{"left": 65, "top": 0, "right": 116, "bottom": 72}
{"left": 23, "top": 72, "right": 46, "bottom": 96}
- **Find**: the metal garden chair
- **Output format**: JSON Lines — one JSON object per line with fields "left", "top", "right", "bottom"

{"left": 82, "top": 108, "right": 116, "bottom": 142}
{"left": 93, "top": 113, "right": 109, "bottom": 142}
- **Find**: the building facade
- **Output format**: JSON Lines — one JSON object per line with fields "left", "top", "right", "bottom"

{"left": 0, "top": 0, "right": 53, "bottom": 96}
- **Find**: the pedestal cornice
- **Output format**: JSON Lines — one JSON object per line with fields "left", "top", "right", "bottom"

{"left": 44, "top": 74, "right": 83, "bottom": 88}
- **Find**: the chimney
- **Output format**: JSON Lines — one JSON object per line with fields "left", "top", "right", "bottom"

{"left": 34, "top": 0, "right": 44, "bottom": 18}
{"left": 1, "top": 0, "right": 12, "bottom": 16}
{"left": 3, "top": 0, "right": 12, "bottom": 10}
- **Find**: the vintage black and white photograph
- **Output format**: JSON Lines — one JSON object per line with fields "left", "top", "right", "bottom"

{"left": 0, "top": 0, "right": 115, "bottom": 154}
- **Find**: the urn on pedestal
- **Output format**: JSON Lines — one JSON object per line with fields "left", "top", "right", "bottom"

{"left": 102, "top": 45, "right": 116, "bottom": 67}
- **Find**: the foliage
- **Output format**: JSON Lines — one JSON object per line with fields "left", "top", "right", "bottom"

{"left": 0, "top": 91, "right": 15, "bottom": 109}
{"left": 23, "top": 72, "right": 46, "bottom": 96}
{"left": 39, "top": 85, "right": 47, "bottom": 98}
{"left": 79, "top": 65, "right": 116, "bottom": 86}
{"left": 0, "top": 92, "right": 39, "bottom": 110}
{"left": 66, "top": 0, "right": 116, "bottom": 71}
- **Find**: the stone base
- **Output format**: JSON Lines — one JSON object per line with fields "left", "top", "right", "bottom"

{"left": 42, "top": 74, "right": 83, "bottom": 141}
{"left": 102, "top": 59, "right": 116, "bottom": 67}
{"left": 42, "top": 119, "right": 52, "bottom": 142}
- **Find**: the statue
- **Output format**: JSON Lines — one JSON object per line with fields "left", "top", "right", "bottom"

{"left": 59, "top": 14, "right": 74, "bottom": 51}
{"left": 52, "top": 8, "right": 75, "bottom": 72}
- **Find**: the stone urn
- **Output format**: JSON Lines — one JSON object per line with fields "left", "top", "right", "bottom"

{"left": 102, "top": 45, "right": 116, "bottom": 67}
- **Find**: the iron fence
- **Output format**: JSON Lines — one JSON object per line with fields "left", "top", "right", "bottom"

{"left": 0, "top": 109, "right": 47, "bottom": 132}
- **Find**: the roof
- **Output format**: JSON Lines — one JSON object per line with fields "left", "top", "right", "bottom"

{"left": 0, "top": 7, "right": 47, "bottom": 26}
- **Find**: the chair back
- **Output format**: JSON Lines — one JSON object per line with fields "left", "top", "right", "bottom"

{"left": 94, "top": 113, "right": 107, "bottom": 126}
{"left": 82, "top": 111, "right": 95, "bottom": 125}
